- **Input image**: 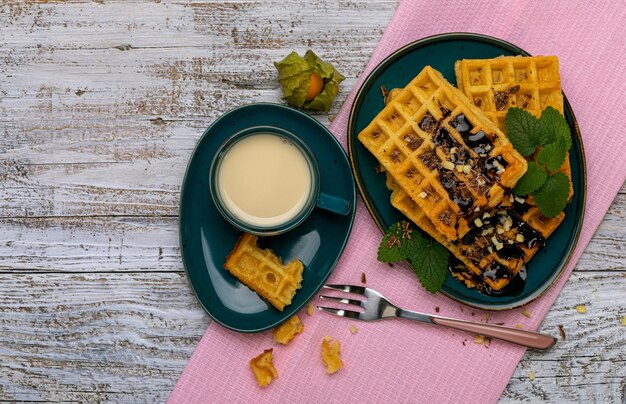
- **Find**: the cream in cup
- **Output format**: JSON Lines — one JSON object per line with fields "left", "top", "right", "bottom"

{"left": 210, "top": 126, "right": 319, "bottom": 236}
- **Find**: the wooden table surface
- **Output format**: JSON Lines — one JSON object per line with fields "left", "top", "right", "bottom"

{"left": 1, "top": 1, "right": 624, "bottom": 402}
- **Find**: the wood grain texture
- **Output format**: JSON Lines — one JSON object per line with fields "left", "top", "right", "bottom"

{"left": 0, "top": 0, "right": 624, "bottom": 402}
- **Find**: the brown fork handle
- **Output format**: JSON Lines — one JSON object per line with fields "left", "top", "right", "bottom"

{"left": 431, "top": 316, "right": 557, "bottom": 350}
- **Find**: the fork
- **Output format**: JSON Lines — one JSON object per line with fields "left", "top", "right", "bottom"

{"left": 318, "top": 284, "right": 557, "bottom": 350}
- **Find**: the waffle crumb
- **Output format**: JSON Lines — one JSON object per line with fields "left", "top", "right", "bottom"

{"left": 482, "top": 312, "right": 490, "bottom": 322}
{"left": 522, "top": 309, "right": 532, "bottom": 318}
{"left": 621, "top": 316, "right": 626, "bottom": 326}
{"left": 514, "top": 324, "right": 524, "bottom": 329}
{"left": 249, "top": 349, "right": 278, "bottom": 387}
{"left": 273, "top": 315, "right": 304, "bottom": 345}
{"left": 473, "top": 335, "right": 490, "bottom": 346}
{"left": 321, "top": 337, "right": 344, "bottom": 374}
{"left": 307, "top": 304, "right": 314, "bottom": 316}
{"left": 529, "top": 371, "right": 535, "bottom": 381}
{"left": 361, "top": 272, "right": 367, "bottom": 284}
{"left": 575, "top": 305, "right": 587, "bottom": 314}
{"left": 349, "top": 324, "right": 358, "bottom": 334}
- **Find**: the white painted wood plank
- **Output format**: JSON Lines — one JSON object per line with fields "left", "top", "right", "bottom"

{"left": 0, "top": 271, "right": 622, "bottom": 402}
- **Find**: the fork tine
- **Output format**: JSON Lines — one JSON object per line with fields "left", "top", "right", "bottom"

{"left": 316, "top": 306, "right": 361, "bottom": 319}
{"left": 323, "top": 284, "right": 366, "bottom": 295}
{"left": 319, "top": 294, "right": 362, "bottom": 306}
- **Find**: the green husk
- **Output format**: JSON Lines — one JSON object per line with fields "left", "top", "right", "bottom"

{"left": 274, "top": 50, "right": 344, "bottom": 112}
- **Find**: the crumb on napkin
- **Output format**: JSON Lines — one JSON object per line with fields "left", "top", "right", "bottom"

{"left": 249, "top": 349, "right": 278, "bottom": 387}
{"left": 273, "top": 315, "right": 304, "bottom": 345}
{"left": 321, "top": 336, "right": 344, "bottom": 374}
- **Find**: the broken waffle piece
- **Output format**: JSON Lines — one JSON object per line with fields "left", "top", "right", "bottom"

{"left": 321, "top": 336, "right": 344, "bottom": 374}
{"left": 249, "top": 349, "right": 278, "bottom": 387}
{"left": 273, "top": 315, "right": 304, "bottom": 345}
{"left": 224, "top": 234, "right": 303, "bottom": 311}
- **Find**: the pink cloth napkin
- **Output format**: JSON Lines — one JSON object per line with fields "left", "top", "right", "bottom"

{"left": 170, "top": 1, "right": 626, "bottom": 402}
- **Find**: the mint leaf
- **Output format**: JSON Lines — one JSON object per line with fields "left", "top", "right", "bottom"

{"left": 377, "top": 221, "right": 449, "bottom": 293}
{"left": 513, "top": 162, "right": 548, "bottom": 196}
{"left": 537, "top": 108, "right": 572, "bottom": 172}
{"left": 377, "top": 222, "right": 418, "bottom": 263}
{"left": 539, "top": 106, "right": 569, "bottom": 146}
{"left": 505, "top": 108, "right": 548, "bottom": 156}
{"left": 537, "top": 137, "right": 568, "bottom": 172}
{"left": 533, "top": 172, "right": 570, "bottom": 218}
{"left": 407, "top": 240, "right": 449, "bottom": 293}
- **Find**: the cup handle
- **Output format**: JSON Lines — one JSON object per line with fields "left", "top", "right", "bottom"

{"left": 316, "top": 193, "right": 352, "bottom": 216}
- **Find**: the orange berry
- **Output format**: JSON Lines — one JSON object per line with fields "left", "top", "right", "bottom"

{"left": 305, "top": 72, "right": 324, "bottom": 101}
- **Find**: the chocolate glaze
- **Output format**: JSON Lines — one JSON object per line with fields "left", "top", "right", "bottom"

{"left": 419, "top": 112, "right": 439, "bottom": 134}
{"left": 438, "top": 168, "right": 474, "bottom": 212}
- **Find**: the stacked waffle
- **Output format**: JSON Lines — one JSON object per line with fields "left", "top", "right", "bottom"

{"left": 359, "top": 58, "right": 572, "bottom": 294}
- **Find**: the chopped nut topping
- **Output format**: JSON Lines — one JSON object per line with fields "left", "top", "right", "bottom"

{"left": 515, "top": 234, "right": 525, "bottom": 242}
{"left": 522, "top": 309, "right": 532, "bottom": 318}
{"left": 493, "top": 90, "right": 509, "bottom": 111}
{"left": 482, "top": 212, "right": 491, "bottom": 219}
{"left": 442, "top": 161, "right": 455, "bottom": 170}
{"left": 481, "top": 228, "right": 494, "bottom": 236}
{"left": 405, "top": 168, "right": 417, "bottom": 178}
{"left": 463, "top": 165, "right": 472, "bottom": 174}
{"left": 403, "top": 133, "right": 423, "bottom": 150}
{"left": 449, "top": 147, "right": 458, "bottom": 154}
{"left": 514, "top": 196, "right": 526, "bottom": 204}
{"left": 485, "top": 144, "right": 492, "bottom": 151}
{"left": 474, "top": 218, "right": 483, "bottom": 227}
{"left": 487, "top": 246, "right": 493, "bottom": 253}
{"left": 508, "top": 85, "right": 521, "bottom": 94}
{"left": 528, "top": 371, "right": 535, "bottom": 381}
{"left": 418, "top": 191, "right": 428, "bottom": 199}
{"left": 509, "top": 194, "right": 515, "bottom": 203}
{"left": 455, "top": 165, "right": 464, "bottom": 173}
{"left": 386, "top": 236, "right": 400, "bottom": 249}
{"left": 389, "top": 148, "right": 401, "bottom": 163}
{"left": 496, "top": 226, "right": 505, "bottom": 235}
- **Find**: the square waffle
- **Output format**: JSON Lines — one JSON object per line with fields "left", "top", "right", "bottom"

{"left": 358, "top": 66, "right": 527, "bottom": 241}
{"left": 450, "top": 56, "right": 573, "bottom": 291}
{"left": 224, "top": 233, "right": 303, "bottom": 311}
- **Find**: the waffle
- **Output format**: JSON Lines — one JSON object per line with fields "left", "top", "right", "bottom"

{"left": 450, "top": 56, "right": 572, "bottom": 291}
{"left": 358, "top": 66, "right": 527, "bottom": 241}
{"left": 224, "top": 234, "right": 303, "bottom": 311}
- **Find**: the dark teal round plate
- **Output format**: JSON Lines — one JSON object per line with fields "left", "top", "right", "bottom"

{"left": 181, "top": 103, "right": 356, "bottom": 332}
{"left": 348, "top": 33, "right": 586, "bottom": 310}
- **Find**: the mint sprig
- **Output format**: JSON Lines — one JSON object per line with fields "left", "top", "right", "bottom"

{"left": 505, "top": 108, "right": 550, "bottom": 156}
{"left": 532, "top": 172, "right": 570, "bottom": 218}
{"left": 507, "top": 106, "right": 573, "bottom": 217}
{"left": 377, "top": 221, "right": 449, "bottom": 293}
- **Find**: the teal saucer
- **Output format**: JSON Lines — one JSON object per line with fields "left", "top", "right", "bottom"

{"left": 348, "top": 33, "right": 586, "bottom": 310}
{"left": 180, "top": 103, "right": 356, "bottom": 332}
